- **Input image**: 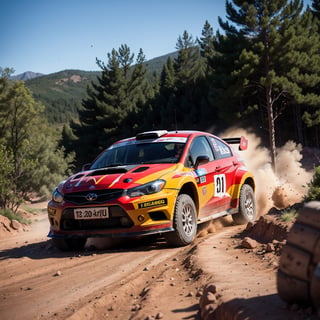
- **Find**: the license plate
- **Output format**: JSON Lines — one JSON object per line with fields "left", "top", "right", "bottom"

{"left": 74, "top": 207, "right": 109, "bottom": 220}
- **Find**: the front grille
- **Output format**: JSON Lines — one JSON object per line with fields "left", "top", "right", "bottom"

{"left": 64, "top": 189, "right": 124, "bottom": 205}
{"left": 61, "top": 206, "right": 133, "bottom": 230}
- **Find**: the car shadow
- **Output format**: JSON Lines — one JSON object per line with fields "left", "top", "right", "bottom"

{"left": 0, "top": 234, "right": 174, "bottom": 260}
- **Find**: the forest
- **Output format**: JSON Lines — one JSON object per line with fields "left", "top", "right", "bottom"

{"left": 0, "top": 0, "right": 320, "bottom": 212}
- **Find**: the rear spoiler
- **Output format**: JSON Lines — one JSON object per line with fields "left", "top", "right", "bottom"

{"left": 223, "top": 136, "right": 248, "bottom": 151}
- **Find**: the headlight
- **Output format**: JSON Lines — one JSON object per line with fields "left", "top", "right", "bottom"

{"left": 127, "top": 180, "right": 165, "bottom": 198}
{"left": 52, "top": 188, "right": 64, "bottom": 203}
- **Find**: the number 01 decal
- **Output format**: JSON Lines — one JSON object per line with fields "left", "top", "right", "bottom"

{"left": 214, "top": 174, "right": 226, "bottom": 197}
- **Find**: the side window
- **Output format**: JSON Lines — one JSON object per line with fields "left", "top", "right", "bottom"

{"left": 209, "top": 137, "right": 232, "bottom": 159}
{"left": 187, "top": 136, "right": 214, "bottom": 167}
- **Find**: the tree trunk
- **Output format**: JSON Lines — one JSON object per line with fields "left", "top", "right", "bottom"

{"left": 266, "top": 86, "right": 276, "bottom": 170}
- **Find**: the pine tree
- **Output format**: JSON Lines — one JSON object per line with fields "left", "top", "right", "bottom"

{"left": 212, "top": 0, "right": 320, "bottom": 169}
{"left": 197, "top": 20, "right": 216, "bottom": 78}
{"left": 174, "top": 31, "right": 204, "bottom": 128}
{"left": 302, "top": 0, "right": 320, "bottom": 146}
{"left": 311, "top": 0, "right": 320, "bottom": 21}
{"left": 158, "top": 57, "right": 177, "bottom": 129}
{"left": 70, "top": 45, "right": 152, "bottom": 167}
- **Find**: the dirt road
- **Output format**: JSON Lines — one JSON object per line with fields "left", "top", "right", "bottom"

{"left": 0, "top": 205, "right": 318, "bottom": 320}
{"left": 0, "top": 206, "right": 211, "bottom": 320}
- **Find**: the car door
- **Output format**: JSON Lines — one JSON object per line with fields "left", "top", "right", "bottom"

{"left": 186, "top": 136, "right": 225, "bottom": 218}
{"left": 187, "top": 135, "right": 237, "bottom": 219}
{"left": 206, "top": 136, "right": 237, "bottom": 213}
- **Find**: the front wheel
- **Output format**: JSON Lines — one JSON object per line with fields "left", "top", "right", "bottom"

{"left": 52, "top": 238, "right": 87, "bottom": 251}
{"left": 165, "top": 194, "right": 197, "bottom": 247}
{"left": 232, "top": 184, "right": 256, "bottom": 225}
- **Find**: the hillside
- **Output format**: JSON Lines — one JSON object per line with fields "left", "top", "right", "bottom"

{"left": 24, "top": 52, "right": 177, "bottom": 125}
{"left": 26, "top": 69, "right": 99, "bottom": 124}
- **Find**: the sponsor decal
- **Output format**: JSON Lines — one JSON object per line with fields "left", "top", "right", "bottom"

{"left": 138, "top": 198, "right": 168, "bottom": 209}
{"left": 214, "top": 174, "right": 228, "bottom": 197}
{"left": 202, "top": 186, "right": 207, "bottom": 196}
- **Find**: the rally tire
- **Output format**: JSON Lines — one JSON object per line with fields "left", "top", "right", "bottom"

{"left": 277, "top": 270, "right": 310, "bottom": 304}
{"left": 232, "top": 184, "right": 256, "bottom": 225}
{"left": 52, "top": 238, "right": 87, "bottom": 251}
{"left": 277, "top": 201, "right": 320, "bottom": 312}
{"left": 165, "top": 194, "right": 197, "bottom": 247}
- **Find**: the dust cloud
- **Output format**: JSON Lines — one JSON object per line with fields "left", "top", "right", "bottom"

{"left": 222, "top": 128, "right": 314, "bottom": 215}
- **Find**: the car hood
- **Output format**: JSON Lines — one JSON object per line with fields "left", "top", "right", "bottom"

{"left": 61, "top": 163, "right": 178, "bottom": 193}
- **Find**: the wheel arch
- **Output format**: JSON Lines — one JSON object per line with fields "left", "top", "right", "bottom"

{"left": 232, "top": 172, "right": 256, "bottom": 200}
{"left": 178, "top": 182, "right": 199, "bottom": 215}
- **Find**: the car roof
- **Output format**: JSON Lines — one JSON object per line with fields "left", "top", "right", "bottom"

{"left": 116, "top": 130, "right": 214, "bottom": 144}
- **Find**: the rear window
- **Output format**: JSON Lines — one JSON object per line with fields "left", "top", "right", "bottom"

{"left": 209, "top": 137, "right": 232, "bottom": 159}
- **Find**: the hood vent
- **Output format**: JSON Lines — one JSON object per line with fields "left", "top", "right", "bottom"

{"left": 132, "top": 166, "right": 149, "bottom": 173}
{"left": 88, "top": 167, "right": 128, "bottom": 176}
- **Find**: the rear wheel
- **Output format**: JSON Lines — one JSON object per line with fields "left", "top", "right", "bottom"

{"left": 165, "top": 194, "right": 197, "bottom": 247}
{"left": 232, "top": 184, "right": 256, "bottom": 224}
{"left": 52, "top": 238, "right": 87, "bottom": 251}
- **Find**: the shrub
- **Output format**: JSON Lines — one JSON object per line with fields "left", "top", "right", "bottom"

{"left": 0, "top": 209, "right": 31, "bottom": 225}
{"left": 304, "top": 166, "right": 320, "bottom": 202}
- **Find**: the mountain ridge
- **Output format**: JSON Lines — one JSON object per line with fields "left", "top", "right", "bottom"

{"left": 21, "top": 51, "right": 178, "bottom": 124}
{"left": 11, "top": 71, "right": 45, "bottom": 81}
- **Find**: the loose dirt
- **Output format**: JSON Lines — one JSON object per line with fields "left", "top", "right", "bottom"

{"left": 0, "top": 204, "right": 318, "bottom": 320}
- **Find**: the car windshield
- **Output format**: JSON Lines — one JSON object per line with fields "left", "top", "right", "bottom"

{"left": 90, "top": 142, "right": 185, "bottom": 169}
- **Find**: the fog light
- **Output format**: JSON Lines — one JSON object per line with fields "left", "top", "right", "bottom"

{"left": 120, "top": 217, "right": 131, "bottom": 226}
{"left": 138, "top": 215, "right": 145, "bottom": 222}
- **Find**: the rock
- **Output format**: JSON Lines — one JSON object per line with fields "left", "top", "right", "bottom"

{"left": 266, "top": 243, "right": 275, "bottom": 252}
{"left": 241, "top": 237, "right": 258, "bottom": 249}
{"left": 155, "top": 312, "right": 164, "bottom": 319}
{"left": 140, "top": 286, "right": 151, "bottom": 298}
{"left": 11, "top": 219, "right": 22, "bottom": 231}
{"left": 131, "top": 304, "right": 141, "bottom": 311}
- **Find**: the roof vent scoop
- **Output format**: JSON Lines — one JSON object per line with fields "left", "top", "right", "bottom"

{"left": 136, "top": 130, "right": 168, "bottom": 140}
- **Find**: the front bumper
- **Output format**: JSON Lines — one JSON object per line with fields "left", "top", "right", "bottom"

{"left": 47, "top": 191, "right": 177, "bottom": 239}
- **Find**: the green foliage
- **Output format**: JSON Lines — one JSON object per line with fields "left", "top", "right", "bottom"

{"left": 26, "top": 70, "right": 100, "bottom": 124}
{"left": 0, "top": 74, "right": 74, "bottom": 212}
{"left": 67, "top": 45, "right": 155, "bottom": 167}
{"left": 0, "top": 208, "right": 31, "bottom": 225}
{"left": 25, "top": 55, "right": 177, "bottom": 126}
{"left": 304, "top": 166, "right": 320, "bottom": 201}
{"left": 280, "top": 208, "right": 298, "bottom": 222}
{"left": 210, "top": 0, "right": 320, "bottom": 168}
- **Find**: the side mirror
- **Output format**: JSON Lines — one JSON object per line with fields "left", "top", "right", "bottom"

{"left": 194, "top": 155, "right": 209, "bottom": 169}
{"left": 82, "top": 163, "right": 91, "bottom": 171}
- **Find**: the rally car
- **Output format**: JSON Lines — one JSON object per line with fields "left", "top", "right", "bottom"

{"left": 47, "top": 130, "right": 256, "bottom": 250}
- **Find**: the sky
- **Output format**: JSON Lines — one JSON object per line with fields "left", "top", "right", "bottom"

{"left": 1, "top": 0, "right": 313, "bottom": 76}
{"left": 1, "top": 0, "right": 227, "bottom": 76}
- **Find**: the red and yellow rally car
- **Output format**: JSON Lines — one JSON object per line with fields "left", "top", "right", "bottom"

{"left": 48, "top": 130, "right": 256, "bottom": 250}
